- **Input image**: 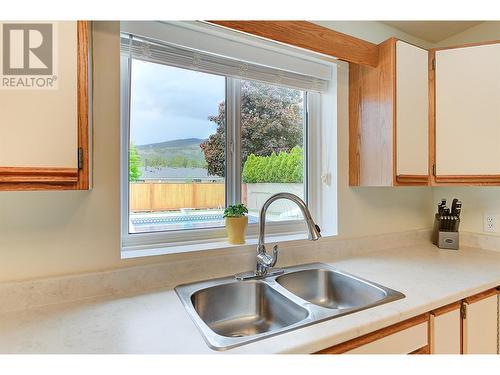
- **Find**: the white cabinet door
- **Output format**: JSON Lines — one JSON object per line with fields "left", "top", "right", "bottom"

{"left": 431, "top": 309, "right": 461, "bottom": 354}
{"left": 0, "top": 21, "right": 78, "bottom": 168}
{"left": 346, "top": 322, "right": 428, "bottom": 354}
{"left": 396, "top": 41, "right": 429, "bottom": 176}
{"left": 464, "top": 294, "right": 498, "bottom": 354}
{"left": 435, "top": 43, "right": 500, "bottom": 176}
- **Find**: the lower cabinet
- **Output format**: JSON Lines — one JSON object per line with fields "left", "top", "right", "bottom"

{"left": 463, "top": 290, "right": 498, "bottom": 354}
{"left": 316, "top": 314, "right": 429, "bottom": 354}
{"left": 346, "top": 319, "right": 428, "bottom": 354}
{"left": 429, "top": 302, "right": 461, "bottom": 354}
{"left": 316, "top": 287, "right": 499, "bottom": 355}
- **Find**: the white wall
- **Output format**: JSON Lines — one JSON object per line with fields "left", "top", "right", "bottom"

{"left": 435, "top": 21, "right": 500, "bottom": 47}
{"left": 432, "top": 187, "right": 500, "bottom": 234}
{"left": 433, "top": 21, "right": 500, "bottom": 236}
{"left": 0, "top": 21, "right": 434, "bottom": 283}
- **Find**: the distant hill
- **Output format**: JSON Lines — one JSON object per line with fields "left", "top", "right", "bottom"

{"left": 137, "top": 138, "right": 204, "bottom": 149}
{"left": 135, "top": 138, "right": 207, "bottom": 168}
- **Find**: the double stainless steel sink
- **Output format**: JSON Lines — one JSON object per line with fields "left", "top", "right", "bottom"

{"left": 175, "top": 263, "right": 405, "bottom": 350}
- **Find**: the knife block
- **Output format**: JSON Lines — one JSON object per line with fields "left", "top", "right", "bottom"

{"left": 432, "top": 213, "right": 460, "bottom": 250}
{"left": 438, "top": 231, "right": 459, "bottom": 250}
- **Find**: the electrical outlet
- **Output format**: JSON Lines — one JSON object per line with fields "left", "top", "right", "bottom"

{"left": 483, "top": 214, "right": 498, "bottom": 233}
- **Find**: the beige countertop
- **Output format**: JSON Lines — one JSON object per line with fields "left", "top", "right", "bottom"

{"left": 1, "top": 243, "right": 499, "bottom": 353}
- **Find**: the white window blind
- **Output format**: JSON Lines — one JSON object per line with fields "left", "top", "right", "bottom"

{"left": 120, "top": 33, "right": 329, "bottom": 92}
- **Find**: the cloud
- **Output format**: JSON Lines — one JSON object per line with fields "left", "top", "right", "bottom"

{"left": 130, "top": 59, "right": 225, "bottom": 145}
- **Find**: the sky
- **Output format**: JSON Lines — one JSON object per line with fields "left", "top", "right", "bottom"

{"left": 130, "top": 59, "right": 225, "bottom": 146}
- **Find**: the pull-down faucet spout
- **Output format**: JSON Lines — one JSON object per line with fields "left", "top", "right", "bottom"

{"left": 235, "top": 193, "right": 321, "bottom": 281}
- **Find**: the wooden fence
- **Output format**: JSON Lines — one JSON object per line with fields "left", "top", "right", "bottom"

{"left": 130, "top": 182, "right": 225, "bottom": 212}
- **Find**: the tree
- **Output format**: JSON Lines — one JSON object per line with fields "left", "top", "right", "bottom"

{"left": 200, "top": 101, "right": 226, "bottom": 176}
{"left": 143, "top": 155, "right": 205, "bottom": 170}
{"left": 200, "top": 80, "right": 303, "bottom": 177}
{"left": 129, "top": 143, "right": 141, "bottom": 182}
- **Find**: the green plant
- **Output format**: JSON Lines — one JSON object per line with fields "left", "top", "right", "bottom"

{"left": 223, "top": 203, "right": 248, "bottom": 218}
{"left": 129, "top": 143, "right": 141, "bottom": 182}
{"left": 242, "top": 146, "right": 303, "bottom": 183}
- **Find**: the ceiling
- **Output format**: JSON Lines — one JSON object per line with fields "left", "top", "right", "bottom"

{"left": 381, "top": 21, "right": 483, "bottom": 43}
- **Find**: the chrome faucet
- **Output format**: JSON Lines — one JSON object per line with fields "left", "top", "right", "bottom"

{"left": 235, "top": 192, "right": 321, "bottom": 281}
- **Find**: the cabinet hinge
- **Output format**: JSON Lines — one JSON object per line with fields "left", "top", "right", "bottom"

{"left": 431, "top": 58, "right": 436, "bottom": 70}
{"left": 78, "top": 147, "right": 84, "bottom": 170}
{"left": 460, "top": 302, "right": 467, "bottom": 320}
{"left": 432, "top": 164, "right": 436, "bottom": 176}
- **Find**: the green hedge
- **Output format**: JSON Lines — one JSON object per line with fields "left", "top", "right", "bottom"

{"left": 242, "top": 146, "right": 303, "bottom": 183}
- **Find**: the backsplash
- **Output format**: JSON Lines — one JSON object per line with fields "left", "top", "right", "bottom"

{"left": 460, "top": 231, "right": 500, "bottom": 252}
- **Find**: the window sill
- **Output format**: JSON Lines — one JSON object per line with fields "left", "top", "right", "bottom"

{"left": 121, "top": 232, "right": 313, "bottom": 260}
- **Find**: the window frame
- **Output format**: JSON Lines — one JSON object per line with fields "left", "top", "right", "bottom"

{"left": 120, "top": 29, "right": 337, "bottom": 258}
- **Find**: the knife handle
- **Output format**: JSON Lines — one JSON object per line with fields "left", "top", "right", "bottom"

{"left": 438, "top": 199, "right": 446, "bottom": 215}
{"left": 455, "top": 202, "right": 462, "bottom": 218}
{"left": 451, "top": 198, "right": 458, "bottom": 216}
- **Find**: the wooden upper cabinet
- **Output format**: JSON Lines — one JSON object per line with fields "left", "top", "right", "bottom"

{"left": 432, "top": 42, "right": 500, "bottom": 185}
{"left": 349, "top": 38, "right": 429, "bottom": 186}
{"left": 0, "top": 21, "right": 90, "bottom": 190}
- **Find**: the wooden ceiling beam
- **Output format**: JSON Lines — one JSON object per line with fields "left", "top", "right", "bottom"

{"left": 207, "top": 20, "right": 379, "bottom": 67}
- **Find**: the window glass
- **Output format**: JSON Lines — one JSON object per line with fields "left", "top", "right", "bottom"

{"left": 127, "top": 59, "right": 307, "bottom": 236}
{"left": 239, "top": 80, "right": 306, "bottom": 222}
{"left": 128, "top": 59, "right": 226, "bottom": 233}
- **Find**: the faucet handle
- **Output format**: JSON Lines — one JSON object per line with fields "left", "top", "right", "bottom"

{"left": 249, "top": 244, "right": 284, "bottom": 279}
{"left": 269, "top": 244, "right": 279, "bottom": 267}
{"left": 256, "top": 244, "right": 279, "bottom": 268}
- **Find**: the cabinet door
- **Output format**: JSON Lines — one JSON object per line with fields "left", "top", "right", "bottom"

{"left": 345, "top": 321, "right": 428, "bottom": 354}
{"left": 464, "top": 293, "right": 498, "bottom": 354}
{"left": 435, "top": 43, "right": 500, "bottom": 178}
{"left": 395, "top": 41, "right": 429, "bottom": 181}
{"left": 316, "top": 314, "right": 429, "bottom": 354}
{"left": 0, "top": 21, "right": 89, "bottom": 190}
{"left": 430, "top": 307, "right": 461, "bottom": 354}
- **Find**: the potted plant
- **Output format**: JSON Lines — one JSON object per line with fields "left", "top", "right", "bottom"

{"left": 223, "top": 204, "right": 249, "bottom": 245}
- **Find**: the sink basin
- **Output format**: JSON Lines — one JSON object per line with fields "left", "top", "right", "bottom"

{"left": 276, "top": 268, "right": 388, "bottom": 309}
{"left": 190, "top": 280, "right": 308, "bottom": 338}
{"left": 175, "top": 263, "right": 404, "bottom": 350}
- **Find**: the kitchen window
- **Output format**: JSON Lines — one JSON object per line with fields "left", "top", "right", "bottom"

{"left": 120, "top": 22, "right": 337, "bottom": 257}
